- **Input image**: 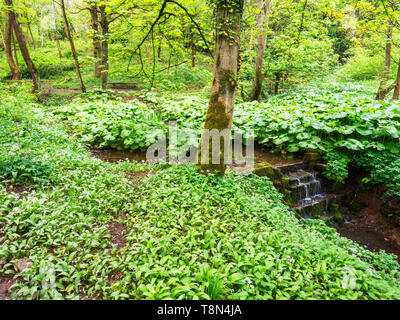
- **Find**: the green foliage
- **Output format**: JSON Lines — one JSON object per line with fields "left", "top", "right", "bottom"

{"left": 354, "top": 150, "right": 400, "bottom": 198}
{"left": 158, "top": 65, "right": 212, "bottom": 91}
{"left": 323, "top": 151, "right": 350, "bottom": 183}
{"left": 144, "top": 83, "right": 400, "bottom": 155}
{"left": 0, "top": 154, "right": 53, "bottom": 187}
{"left": 336, "top": 51, "right": 385, "bottom": 81}
{"left": 142, "top": 82, "right": 400, "bottom": 195}
{"left": 54, "top": 91, "right": 166, "bottom": 150}
{"left": 1, "top": 44, "right": 76, "bottom": 80}
{"left": 1, "top": 83, "right": 400, "bottom": 300}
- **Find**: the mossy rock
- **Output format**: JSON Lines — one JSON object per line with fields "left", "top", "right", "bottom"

{"left": 314, "top": 163, "right": 327, "bottom": 173}
{"left": 304, "top": 152, "right": 322, "bottom": 162}
{"left": 253, "top": 164, "right": 292, "bottom": 204}
{"left": 309, "top": 201, "right": 326, "bottom": 218}
{"left": 350, "top": 200, "right": 366, "bottom": 212}
{"left": 331, "top": 204, "right": 343, "bottom": 223}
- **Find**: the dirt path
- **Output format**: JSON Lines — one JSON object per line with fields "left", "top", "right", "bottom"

{"left": 0, "top": 275, "right": 15, "bottom": 300}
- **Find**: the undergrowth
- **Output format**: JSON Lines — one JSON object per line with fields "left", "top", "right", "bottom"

{"left": 0, "top": 83, "right": 400, "bottom": 300}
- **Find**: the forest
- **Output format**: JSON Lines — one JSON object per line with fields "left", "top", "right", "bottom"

{"left": 1, "top": 0, "right": 400, "bottom": 301}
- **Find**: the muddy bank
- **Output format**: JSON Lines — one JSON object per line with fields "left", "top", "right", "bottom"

{"left": 338, "top": 224, "right": 400, "bottom": 262}
{"left": 331, "top": 177, "right": 400, "bottom": 262}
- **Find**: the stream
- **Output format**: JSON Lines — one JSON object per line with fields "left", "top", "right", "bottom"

{"left": 91, "top": 144, "right": 400, "bottom": 262}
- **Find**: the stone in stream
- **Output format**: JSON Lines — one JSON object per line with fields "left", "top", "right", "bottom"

{"left": 304, "top": 152, "right": 322, "bottom": 170}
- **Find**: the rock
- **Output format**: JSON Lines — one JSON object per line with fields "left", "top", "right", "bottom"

{"left": 304, "top": 152, "right": 322, "bottom": 162}
{"left": 343, "top": 191, "right": 354, "bottom": 206}
{"left": 350, "top": 200, "right": 367, "bottom": 212}
{"left": 314, "top": 163, "right": 327, "bottom": 173}
{"left": 309, "top": 201, "right": 326, "bottom": 218}
{"left": 381, "top": 197, "right": 400, "bottom": 226}
{"left": 331, "top": 204, "right": 343, "bottom": 223}
{"left": 253, "top": 163, "right": 292, "bottom": 205}
{"left": 16, "top": 258, "right": 32, "bottom": 272}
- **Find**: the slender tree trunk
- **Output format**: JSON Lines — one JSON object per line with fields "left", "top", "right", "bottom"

{"left": 157, "top": 44, "right": 162, "bottom": 60}
{"left": 52, "top": 0, "right": 62, "bottom": 59}
{"left": 55, "top": 32, "right": 64, "bottom": 75}
{"left": 89, "top": 3, "right": 101, "bottom": 78}
{"left": 12, "top": 30, "right": 18, "bottom": 68}
{"left": 393, "top": 57, "right": 400, "bottom": 100}
{"left": 3, "top": 12, "right": 20, "bottom": 80}
{"left": 167, "top": 49, "right": 172, "bottom": 80}
{"left": 190, "top": 29, "right": 195, "bottom": 68}
{"left": 197, "top": 0, "right": 244, "bottom": 176}
{"left": 52, "top": 1, "right": 63, "bottom": 74}
{"left": 249, "top": 29, "right": 254, "bottom": 50}
{"left": 24, "top": 26, "right": 30, "bottom": 46}
{"left": 250, "top": 0, "right": 270, "bottom": 101}
{"left": 274, "top": 72, "right": 281, "bottom": 95}
{"left": 60, "top": 0, "right": 85, "bottom": 92}
{"left": 99, "top": 5, "right": 109, "bottom": 90}
{"left": 55, "top": 32, "right": 62, "bottom": 58}
{"left": 5, "top": 0, "right": 40, "bottom": 92}
{"left": 191, "top": 41, "right": 196, "bottom": 67}
{"left": 26, "top": 20, "right": 36, "bottom": 57}
{"left": 376, "top": 21, "right": 393, "bottom": 100}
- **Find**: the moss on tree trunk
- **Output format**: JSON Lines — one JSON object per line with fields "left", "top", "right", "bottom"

{"left": 197, "top": 0, "right": 244, "bottom": 176}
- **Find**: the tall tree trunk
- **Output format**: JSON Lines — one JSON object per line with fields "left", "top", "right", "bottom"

{"left": 274, "top": 72, "right": 281, "bottom": 95}
{"left": 12, "top": 30, "right": 18, "bottom": 68}
{"left": 99, "top": 5, "right": 109, "bottom": 90}
{"left": 26, "top": 20, "right": 36, "bottom": 58}
{"left": 60, "top": 0, "right": 85, "bottom": 92}
{"left": 55, "top": 33, "right": 63, "bottom": 57}
{"left": 52, "top": 1, "right": 63, "bottom": 74}
{"left": 191, "top": 29, "right": 195, "bottom": 67}
{"left": 250, "top": 0, "right": 270, "bottom": 101}
{"left": 3, "top": 12, "right": 20, "bottom": 80}
{"left": 157, "top": 44, "right": 162, "bottom": 60}
{"left": 393, "top": 57, "right": 400, "bottom": 100}
{"left": 5, "top": 0, "right": 40, "bottom": 92}
{"left": 197, "top": 0, "right": 244, "bottom": 176}
{"left": 89, "top": 3, "right": 101, "bottom": 78}
{"left": 55, "top": 31, "right": 64, "bottom": 75}
{"left": 376, "top": 21, "right": 393, "bottom": 100}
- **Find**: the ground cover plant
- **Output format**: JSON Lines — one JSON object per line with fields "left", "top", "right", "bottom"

{"left": 54, "top": 81, "right": 400, "bottom": 197}
{"left": 1, "top": 84, "right": 400, "bottom": 300}
{"left": 2, "top": 0, "right": 400, "bottom": 303}
{"left": 139, "top": 83, "right": 400, "bottom": 191}
{"left": 53, "top": 91, "right": 166, "bottom": 151}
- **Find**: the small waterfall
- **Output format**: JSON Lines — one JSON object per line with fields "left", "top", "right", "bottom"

{"left": 286, "top": 169, "right": 342, "bottom": 219}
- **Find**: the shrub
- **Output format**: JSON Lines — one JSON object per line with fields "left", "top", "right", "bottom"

{"left": 337, "top": 52, "right": 384, "bottom": 81}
